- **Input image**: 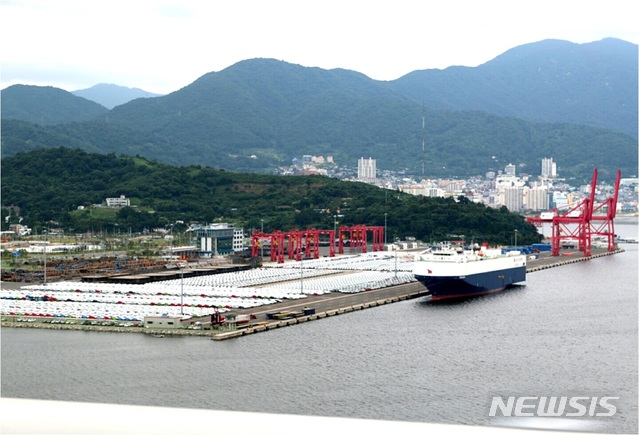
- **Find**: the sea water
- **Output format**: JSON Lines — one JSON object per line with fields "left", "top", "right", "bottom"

{"left": 2, "top": 218, "right": 637, "bottom": 433}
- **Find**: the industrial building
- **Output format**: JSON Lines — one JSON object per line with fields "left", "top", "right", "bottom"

{"left": 193, "top": 223, "right": 244, "bottom": 257}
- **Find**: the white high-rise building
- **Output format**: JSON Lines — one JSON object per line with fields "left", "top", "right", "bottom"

{"left": 541, "top": 158, "right": 557, "bottom": 178}
{"left": 504, "top": 163, "right": 516, "bottom": 177}
{"left": 502, "top": 187, "right": 524, "bottom": 212}
{"left": 358, "top": 157, "right": 376, "bottom": 180}
{"left": 527, "top": 186, "right": 550, "bottom": 211}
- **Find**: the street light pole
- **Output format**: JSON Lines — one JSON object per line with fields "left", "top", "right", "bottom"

{"left": 514, "top": 229, "right": 518, "bottom": 247}
{"left": 394, "top": 245, "right": 398, "bottom": 278}
{"left": 43, "top": 229, "right": 47, "bottom": 286}
{"left": 300, "top": 258, "right": 304, "bottom": 294}
{"left": 180, "top": 264, "right": 184, "bottom": 316}
{"left": 384, "top": 213, "right": 387, "bottom": 248}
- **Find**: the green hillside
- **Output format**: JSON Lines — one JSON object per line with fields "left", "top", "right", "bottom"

{"left": 1, "top": 148, "right": 541, "bottom": 246}
{"left": 2, "top": 107, "right": 634, "bottom": 183}
{"left": 1, "top": 85, "right": 108, "bottom": 124}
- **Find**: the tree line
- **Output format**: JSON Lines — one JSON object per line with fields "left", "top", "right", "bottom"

{"left": 1, "top": 147, "right": 542, "bottom": 245}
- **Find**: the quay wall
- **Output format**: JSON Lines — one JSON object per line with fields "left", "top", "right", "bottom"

{"left": 1, "top": 320, "right": 213, "bottom": 337}
{"left": 525, "top": 248, "right": 623, "bottom": 273}
{"left": 210, "top": 288, "right": 429, "bottom": 341}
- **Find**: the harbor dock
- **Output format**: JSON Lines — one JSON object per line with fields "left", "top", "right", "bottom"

{"left": 2, "top": 247, "right": 624, "bottom": 339}
{"left": 207, "top": 247, "right": 624, "bottom": 340}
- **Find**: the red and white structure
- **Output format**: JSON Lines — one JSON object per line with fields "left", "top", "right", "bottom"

{"left": 337, "top": 225, "right": 384, "bottom": 254}
{"left": 251, "top": 225, "right": 385, "bottom": 263}
{"left": 527, "top": 168, "right": 621, "bottom": 257}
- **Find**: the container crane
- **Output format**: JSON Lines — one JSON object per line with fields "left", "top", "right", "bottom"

{"left": 526, "top": 168, "right": 621, "bottom": 257}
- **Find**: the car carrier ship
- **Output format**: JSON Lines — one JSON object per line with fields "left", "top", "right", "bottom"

{"left": 413, "top": 243, "right": 526, "bottom": 301}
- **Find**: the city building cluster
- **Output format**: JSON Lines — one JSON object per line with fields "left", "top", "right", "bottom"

{"left": 284, "top": 156, "right": 638, "bottom": 215}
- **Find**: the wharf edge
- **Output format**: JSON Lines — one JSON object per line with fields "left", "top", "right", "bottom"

{"left": 210, "top": 247, "right": 625, "bottom": 340}
{"left": 1, "top": 248, "right": 625, "bottom": 339}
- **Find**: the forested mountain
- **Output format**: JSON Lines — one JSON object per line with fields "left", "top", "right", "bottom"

{"left": 0, "top": 85, "right": 108, "bottom": 124}
{"left": 2, "top": 102, "right": 633, "bottom": 183}
{"left": 72, "top": 83, "right": 163, "bottom": 109}
{"left": 1, "top": 119, "right": 172, "bottom": 158}
{"left": 1, "top": 39, "right": 636, "bottom": 183}
{"left": 1, "top": 148, "right": 541, "bottom": 246}
{"left": 387, "top": 38, "right": 638, "bottom": 137}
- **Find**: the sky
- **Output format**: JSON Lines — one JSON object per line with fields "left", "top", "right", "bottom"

{"left": 1, "top": 0, "right": 637, "bottom": 95}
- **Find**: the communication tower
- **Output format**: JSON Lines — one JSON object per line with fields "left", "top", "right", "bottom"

{"left": 421, "top": 104, "right": 425, "bottom": 176}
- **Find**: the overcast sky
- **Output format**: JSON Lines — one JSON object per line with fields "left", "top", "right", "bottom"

{"left": 1, "top": 0, "right": 637, "bottom": 95}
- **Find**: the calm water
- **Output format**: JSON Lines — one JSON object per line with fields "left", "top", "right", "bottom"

{"left": 2, "top": 220, "right": 637, "bottom": 433}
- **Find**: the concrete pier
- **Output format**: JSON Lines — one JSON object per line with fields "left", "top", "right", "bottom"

{"left": 525, "top": 248, "right": 623, "bottom": 273}
{"left": 208, "top": 247, "right": 626, "bottom": 340}
{"left": 1, "top": 247, "right": 625, "bottom": 339}
{"left": 211, "top": 286, "right": 428, "bottom": 341}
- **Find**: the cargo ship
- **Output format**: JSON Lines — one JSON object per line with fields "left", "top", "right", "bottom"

{"left": 412, "top": 243, "right": 526, "bottom": 301}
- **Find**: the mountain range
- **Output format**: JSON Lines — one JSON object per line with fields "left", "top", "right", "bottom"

{"left": 1, "top": 38, "right": 637, "bottom": 183}
{"left": 387, "top": 38, "right": 637, "bottom": 137}
{"left": 71, "top": 83, "right": 163, "bottom": 109}
{"left": 71, "top": 83, "right": 161, "bottom": 109}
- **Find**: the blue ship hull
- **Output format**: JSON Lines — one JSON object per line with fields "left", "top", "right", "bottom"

{"left": 415, "top": 265, "right": 526, "bottom": 301}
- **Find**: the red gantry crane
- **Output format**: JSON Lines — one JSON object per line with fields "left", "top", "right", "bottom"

{"left": 526, "top": 168, "right": 621, "bottom": 257}
{"left": 251, "top": 224, "right": 383, "bottom": 263}
{"left": 589, "top": 169, "right": 621, "bottom": 253}
{"left": 251, "top": 228, "right": 337, "bottom": 263}
{"left": 337, "top": 225, "right": 385, "bottom": 254}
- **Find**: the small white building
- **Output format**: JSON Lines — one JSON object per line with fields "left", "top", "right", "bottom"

{"left": 106, "top": 195, "right": 130, "bottom": 207}
{"left": 9, "top": 224, "right": 32, "bottom": 236}
{"left": 144, "top": 315, "right": 185, "bottom": 329}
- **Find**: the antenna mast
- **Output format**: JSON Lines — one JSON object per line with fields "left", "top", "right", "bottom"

{"left": 421, "top": 103, "right": 425, "bottom": 176}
